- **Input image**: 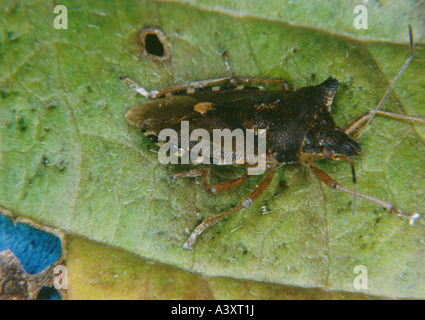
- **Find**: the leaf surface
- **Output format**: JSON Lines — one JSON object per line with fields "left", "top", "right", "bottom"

{"left": 1, "top": 0, "right": 424, "bottom": 298}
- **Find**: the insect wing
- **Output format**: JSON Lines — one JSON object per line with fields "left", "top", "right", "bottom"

{"left": 125, "top": 92, "right": 250, "bottom": 164}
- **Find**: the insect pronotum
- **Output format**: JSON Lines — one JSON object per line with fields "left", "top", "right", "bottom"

{"left": 123, "top": 25, "right": 424, "bottom": 250}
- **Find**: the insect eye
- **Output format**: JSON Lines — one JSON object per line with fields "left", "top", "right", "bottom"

{"left": 322, "top": 147, "right": 333, "bottom": 159}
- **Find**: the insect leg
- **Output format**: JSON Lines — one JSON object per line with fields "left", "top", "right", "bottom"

{"left": 120, "top": 76, "right": 158, "bottom": 99}
{"left": 122, "top": 51, "right": 290, "bottom": 98}
{"left": 220, "top": 50, "right": 291, "bottom": 91}
{"left": 171, "top": 169, "right": 210, "bottom": 191}
{"left": 208, "top": 173, "right": 251, "bottom": 195}
{"left": 183, "top": 170, "right": 275, "bottom": 250}
{"left": 343, "top": 110, "right": 425, "bottom": 138}
{"left": 171, "top": 169, "right": 208, "bottom": 179}
{"left": 310, "top": 164, "right": 420, "bottom": 225}
{"left": 121, "top": 75, "right": 231, "bottom": 99}
{"left": 172, "top": 169, "right": 251, "bottom": 195}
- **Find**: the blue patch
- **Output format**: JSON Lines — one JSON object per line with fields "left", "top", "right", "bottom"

{"left": 0, "top": 214, "right": 62, "bottom": 274}
{"left": 37, "top": 287, "right": 61, "bottom": 300}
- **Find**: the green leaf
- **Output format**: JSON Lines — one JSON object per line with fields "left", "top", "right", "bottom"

{"left": 1, "top": 0, "right": 424, "bottom": 298}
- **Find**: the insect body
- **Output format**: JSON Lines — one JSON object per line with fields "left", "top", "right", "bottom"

{"left": 125, "top": 75, "right": 358, "bottom": 165}
{"left": 123, "top": 29, "right": 423, "bottom": 250}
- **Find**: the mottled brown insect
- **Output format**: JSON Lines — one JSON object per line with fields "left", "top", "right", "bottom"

{"left": 123, "top": 27, "right": 423, "bottom": 250}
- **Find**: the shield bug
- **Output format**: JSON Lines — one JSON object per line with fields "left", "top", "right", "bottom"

{"left": 123, "top": 26, "right": 424, "bottom": 250}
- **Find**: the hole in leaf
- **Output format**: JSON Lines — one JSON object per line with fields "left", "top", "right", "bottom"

{"left": 139, "top": 27, "right": 169, "bottom": 61}
{"left": 145, "top": 33, "right": 164, "bottom": 57}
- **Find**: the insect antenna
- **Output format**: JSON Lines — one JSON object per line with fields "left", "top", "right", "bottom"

{"left": 357, "top": 25, "right": 415, "bottom": 140}
{"left": 349, "top": 159, "right": 357, "bottom": 216}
